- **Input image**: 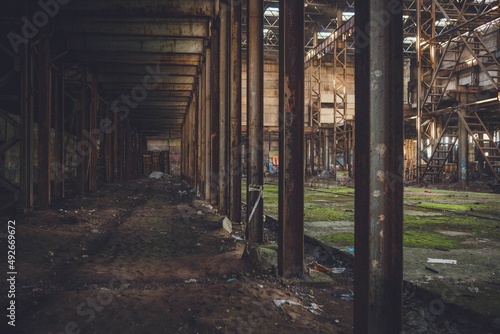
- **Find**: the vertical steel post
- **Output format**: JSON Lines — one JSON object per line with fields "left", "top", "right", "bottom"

{"left": 125, "top": 118, "right": 132, "bottom": 181}
{"left": 416, "top": 0, "right": 422, "bottom": 182}
{"left": 89, "top": 77, "right": 98, "bottom": 191}
{"left": 459, "top": 107, "right": 468, "bottom": 189}
{"left": 113, "top": 110, "right": 119, "bottom": 183}
{"left": 53, "top": 72, "right": 65, "bottom": 199}
{"left": 219, "top": 0, "right": 230, "bottom": 215}
{"left": 247, "top": 0, "right": 264, "bottom": 244}
{"left": 78, "top": 70, "right": 87, "bottom": 192}
{"left": 20, "top": 42, "right": 34, "bottom": 211}
{"left": 354, "top": 1, "right": 404, "bottom": 333}
{"left": 205, "top": 45, "right": 212, "bottom": 202}
{"left": 211, "top": 16, "right": 220, "bottom": 207}
{"left": 229, "top": 0, "right": 242, "bottom": 223}
{"left": 38, "top": 29, "right": 52, "bottom": 208}
{"left": 278, "top": 0, "right": 305, "bottom": 276}
{"left": 201, "top": 58, "right": 207, "bottom": 197}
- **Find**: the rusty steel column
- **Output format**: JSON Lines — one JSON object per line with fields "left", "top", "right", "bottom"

{"left": 219, "top": 0, "right": 230, "bottom": 215}
{"left": 125, "top": 118, "right": 132, "bottom": 181}
{"left": 246, "top": 0, "right": 264, "bottom": 244}
{"left": 200, "top": 60, "right": 207, "bottom": 197}
{"left": 458, "top": 107, "right": 468, "bottom": 189}
{"left": 205, "top": 45, "right": 212, "bottom": 202}
{"left": 278, "top": 0, "right": 305, "bottom": 276}
{"left": 354, "top": 1, "right": 404, "bottom": 333}
{"left": 78, "top": 71, "right": 87, "bottom": 192}
{"left": 38, "top": 29, "right": 52, "bottom": 208}
{"left": 113, "top": 111, "right": 119, "bottom": 183}
{"left": 89, "top": 78, "right": 99, "bottom": 191}
{"left": 210, "top": 17, "right": 220, "bottom": 207}
{"left": 20, "top": 42, "right": 34, "bottom": 211}
{"left": 53, "top": 72, "right": 65, "bottom": 199}
{"left": 229, "top": 0, "right": 242, "bottom": 223}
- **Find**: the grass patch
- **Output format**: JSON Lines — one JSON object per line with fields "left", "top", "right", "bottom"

{"left": 318, "top": 232, "right": 354, "bottom": 246}
{"left": 404, "top": 230, "right": 459, "bottom": 249}
{"left": 415, "top": 202, "right": 488, "bottom": 211}
{"left": 304, "top": 205, "right": 353, "bottom": 221}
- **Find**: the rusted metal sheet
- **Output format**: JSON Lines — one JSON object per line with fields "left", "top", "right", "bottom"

{"left": 353, "top": 1, "right": 404, "bottom": 333}
{"left": 246, "top": 0, "right": 264, "bottom": 244}
{"left": 278, "top": 0, "right": 305, "bottom": 277}
{"left": 38, "top": 29, "right": 52, "bottom": 208}
{"left": 229, "top": 0, "right": 242, "bottom": 224}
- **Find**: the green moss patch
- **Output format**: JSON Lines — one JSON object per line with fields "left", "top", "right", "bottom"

{"left": 404, "top": 230, "right": 459, "bottom": 249}
{"left": 318, "top": 232, "right": 354, "bottom": 246}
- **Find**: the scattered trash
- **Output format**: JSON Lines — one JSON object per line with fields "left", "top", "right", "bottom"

{"left": 274, "top": 299, "right": 323, "bottom": 315}
{"left": 334, "top": 290, "right": 354, "bottom": 301}
{"left": 425, "top": 266, "right": 439, "bottom": 273}
{"left": 148, "top": 171, "right": 164, "bottom": 179}
{"left": 308, "top": 261, "right": 346, "bottom": 274}
{"left": 232, "top": 235, "right": 244, "bottom": 241}
{"left": 197, "top": 210, "right": 202, "bottom": 215}
{"left": 206, "top": 204, "right": 213, "bottom": 210}
{"left": 222, "top": 217, "right": 233, "bottom": 234}
{"left": 226, "top": 278, "right": 237, "bottom": 283}
{"left": 274, "top": 299, "right": 302, "bottom": 308}
{"left": 427, "top": 258, "right": 457, "bottom": 265}
{"left": 82, "top": 255, "right": 89, "bottom": 258}
{"left": 91, "top": 229, "right": 99, "bottom": 234}
{"left": 48, "top": 251, "right": 54, "bottom": 257}
{"left": 184, "top": 279, "right": 198, "bottom": 284}
{"left": 195, "top": 243, "right": 202, "bottom": 247}
{"left": 347, "top": 247, "right": 355, "bottom": 253}
{"left": 468, "top": 286, "right": 479, "bottom": 293}
{"left": 257, "top": 284, "right": 264, "bottom": 289}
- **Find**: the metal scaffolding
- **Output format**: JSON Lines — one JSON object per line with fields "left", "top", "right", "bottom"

{"left": 416, "top": 0, "right": 500, "bottom": 183}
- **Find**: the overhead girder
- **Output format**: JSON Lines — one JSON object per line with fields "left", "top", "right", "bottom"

{"left": 96, "top": 64, "right": 199, "bottom": 77}
{"left": 69, "top": 36, "right": 205, "bottom": 54}
{"left": 79, "top": 52, "right": 202, "bottom": 66}
{"left": 60, "top": 18, "right": 209, "bottom": 38}
{"left": 63, "top": 0, "right": 214, "bottom": 17}
{"left": 96, "top": 74, "right": 196, "bottom": 84}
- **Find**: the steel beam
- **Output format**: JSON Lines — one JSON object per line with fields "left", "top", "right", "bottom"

{"left": 229, "top": 0, "right": 242, "bottom": 224}
{"left": 354, "top": 1, "right": 404, "bottom": 333}
{"left": 38, "top": 29, "right": 52, "bottom": 209}
{"left": 100, "top": 83, "right": 194, "bottom": 92}
{"left": 79, "top": 52, "right": 201, "bottom": 66}
{"left": 61, "top": 18, "right": 209, "bottom": 37}
{"left": 278, "top": 0, "right": 305, "bottom": 277}
{"left": 96, "top": 64, "right": 199, "bottom": 77}
{"left": 218, "top": 2, "right": 230, "bottom": 215}
{"left": 20, "top": 42, "right": 33, "bottom": 211}
{"left": 53, "top": 72, "right": 65, "bottom": 199}
{"left": 246, "top": 0, "right": 264, "bottom": 243}
{"left": 205, "top": 45, "right": 212, "bottom": 202}
{"left": 64, "top": 0, "right": 214, "bottom": 17}
{"left": 69, "top": 36, "right": 205, "bottom": 54}
{"left": 88, "top": 79, "right": 98, "bottom": 192}
{"left": 458, "top": 108, "right": 468, "bottom": 189}
{"left": 97, "top": 74, "right": 196, "bottom": 84}
{"left": 78, "top": 71, "right": 88, "bottom": 193}
{"left": 210, "top": 17, "right": 220, "bottom": 207}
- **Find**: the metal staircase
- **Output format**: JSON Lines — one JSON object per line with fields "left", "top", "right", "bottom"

{"left": 421, "top": 110, "right": 500, "bottom": 182}
{"left": 457, "top": 111, "right": 500, "bottom": 182}
{"left": 421, "top": 114, "right": 459, "bottom": 181}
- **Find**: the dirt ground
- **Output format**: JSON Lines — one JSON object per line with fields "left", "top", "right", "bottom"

{"left": 0, "top": 177, "right": 499, "bottom": 333}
